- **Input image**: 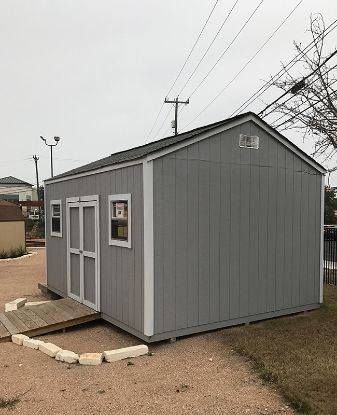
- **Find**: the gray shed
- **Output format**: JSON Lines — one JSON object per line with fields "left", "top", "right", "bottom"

{"left": 44, "top": 112, "right": 325, "bottom": 342}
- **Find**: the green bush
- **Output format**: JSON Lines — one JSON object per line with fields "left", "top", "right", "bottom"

{"left": 0, "top": 246, "right": 28, "bottom": 259}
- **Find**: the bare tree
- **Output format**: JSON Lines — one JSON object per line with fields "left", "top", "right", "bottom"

{"left": 265, "top": 14, "right": 337, "bottom": 160}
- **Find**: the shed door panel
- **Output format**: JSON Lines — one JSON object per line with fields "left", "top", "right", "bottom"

{"left": 67, "top": 197, "right": 99, "bottom": 311}
{"left": 83, "top": 206, "right": 95, "bottom": 252}
{"left": 70, "top": 253, "right": 81, "bottom": 297}
{"left": 84, "top": 256, "right": 96, "bottom": 305}
{"left": 68, "top": 204, "right": 81, "bottom": 301}
{"left": 70, "top": 206, "right": 80, "bottom": 249}
{"left": 82, "top": 203, "right": 97, "bottom": 307}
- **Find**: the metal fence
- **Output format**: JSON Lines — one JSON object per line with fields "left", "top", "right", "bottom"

{"left": 324, "top": 226, "right": 337, "bottom": 285}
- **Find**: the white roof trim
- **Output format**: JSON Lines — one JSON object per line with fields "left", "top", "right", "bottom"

{"left": 44, "top": 159, "right": 144, "bottom": 185}
{"left": 249, "top": 116, "right": 325, "bottom": 174}
{"left": 147, "top": 114, "right": 325, "bottom": 174}
{"left": 146, "top": 115, "right": 252, "bottom": 162}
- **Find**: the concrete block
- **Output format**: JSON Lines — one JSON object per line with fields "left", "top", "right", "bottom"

{"left": 79, "top": 353, "right": 103, "bottom": 366}
{"left": 5, "top": 298, "right": 27, "bottom": 312}
{"left": 22, "top": 338, "right": 44, "bottom": 350}
{"left": 55, "top": 349, "right": 79, "bottom": 364}
{"left": 39, "top": 342, "right": 61, "bottom": 357}
{"left": 104, "top": 345, "right": 149, "bottom": 363}
{"left": 25, "top": 301, "right": 50, "bottom": 307}
{"left": 12, "top": 334, "right": 30, "bottom": 345}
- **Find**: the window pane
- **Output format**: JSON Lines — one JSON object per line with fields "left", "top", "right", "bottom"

{"left": 53, "top": 204, "right": 61, "bottom": 217}
{"left": 111, "top": 200, "right": 128, "bottom": 241}
{"left": 52, "top": 217, "right": 61, "bottom": 233}
{"left": 111, "top": 219, "right": 128, "bottom": 241}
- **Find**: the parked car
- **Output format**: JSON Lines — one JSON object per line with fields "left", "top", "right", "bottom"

{"left": 28, "top": 209, "right": 39, "bottom": 220}
{"left": 324, "top": 225, "right": 337, "bottom": 240}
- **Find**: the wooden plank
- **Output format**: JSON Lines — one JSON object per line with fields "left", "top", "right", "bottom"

{"left": 70, "top": 301, "right": 96, "bottom": 315}
{"left": 0, "top": 321, "right": 10, "bottom": 338}
{"left": 57, "top": 299, "right": 93, "bottom": 317}
{"left": 13, "top": 309, "right": 39, "bottom": 330}
{"left": 4, "top": 311, "right": 30, "bottom": 332}
{"left": 0, "top": 313, "right": 19, "bottom": 335}
{"left": 35, "top": 303, "right": 65, "bottom": 324}
{"left": 58, "top": 299, "right": 95, "bottom": 316}
{"left": 30, "top": 304, "right": 58, "bottom": 325}
{"left": 45, "top": 302, "right": 75, "bottom": 321}
{"left": 21, "top": 308, "right": 48, "bottom": 328}
{"left": 1, "top": 312, "right": 101, "bottom": 342}
{"left": 51, "top": 302, "right": 76, "bottom": 319}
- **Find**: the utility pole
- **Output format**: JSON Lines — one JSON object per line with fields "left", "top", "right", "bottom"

{"left": 164, "top": 97, "right": 189, "bottom": 135}
{"left": 32, "top": 155, "right": 40, "bottom": 200}
{"left": 33, "top": 155, "right": 41, "bottom": 218}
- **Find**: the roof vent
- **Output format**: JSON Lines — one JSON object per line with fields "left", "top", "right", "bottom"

{"left": 239, "top": 134, "right": 259, "bottom": 149}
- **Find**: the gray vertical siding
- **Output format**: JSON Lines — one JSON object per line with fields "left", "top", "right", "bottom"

{"left": 45, "top": 164, "right": 144, "bottom": 333}
{"left": 153, "top": 121, "right": 322, "bottom": 336}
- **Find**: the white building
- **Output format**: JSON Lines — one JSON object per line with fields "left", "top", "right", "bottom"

{"left": 0, "top": 176, "right": 37, "bottom": 202}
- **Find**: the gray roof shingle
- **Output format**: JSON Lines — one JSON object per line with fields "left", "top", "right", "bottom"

{"left": 47, "top": 112, "right": 324, "bottom": 181}
{"left": 0, "top": 176, "right": 32, "bottom": 186}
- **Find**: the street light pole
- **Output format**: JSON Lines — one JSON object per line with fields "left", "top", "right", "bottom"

{"left": 40, "top": 136, "right": 60, "bottom": 178}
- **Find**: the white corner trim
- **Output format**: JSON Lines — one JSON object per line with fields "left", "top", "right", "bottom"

{"left": 143, "top": 159, "right": 154, "bottom": 337}
{"left": 50, "top": 199, "right": 63, "bottom": 237}
{"left": 108, "top": 194, "right": 132, "bottom": 249}
{"left": 320, "top": 175, "right": 325, "bottom": 304}
{"left": 44, "top": 186, "right": 48, "bottom": 285}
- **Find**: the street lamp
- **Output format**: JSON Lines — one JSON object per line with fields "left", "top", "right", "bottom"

{"left": 40, "top": 136, "right": 60, "bottom": 178}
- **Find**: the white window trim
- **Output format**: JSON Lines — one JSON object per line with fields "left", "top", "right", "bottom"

{"left": 108, "top": 194, "right": 131, "bottom": 248}
{"left": 50, "top": 199, "right": 62, "bottom": 237}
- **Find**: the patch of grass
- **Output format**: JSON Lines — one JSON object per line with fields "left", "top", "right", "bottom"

{"left": 176, "top": 384, "right": 189, "bottom": 393}
{"left": 0, "top": 246, "right": 28, "bottom": 259}
{"left": 0, "top": 397, "right": 20, "bottom": 408}
{"left": 224, "top": 285, "right": 337, "bottom": 414}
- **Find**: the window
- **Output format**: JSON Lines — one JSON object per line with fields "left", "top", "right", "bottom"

{"left": 50, "top": 200, "right": 62, "bottom": 237}
{"left": 108, "top": 194, "right": 131, "bottom": 248}
{"left": 239, "top": 134, "right": 259, "bottom": 149}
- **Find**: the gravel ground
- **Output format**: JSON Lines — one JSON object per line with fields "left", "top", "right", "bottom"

{"left": 0, "top": 249, "right": 295, "bottom": 414}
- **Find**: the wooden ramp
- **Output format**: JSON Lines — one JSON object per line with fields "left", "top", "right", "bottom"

{"left": 0, "top": 298, "right": 101, "bottom": 342}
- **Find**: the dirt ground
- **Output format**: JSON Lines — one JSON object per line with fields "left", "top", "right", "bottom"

{"left": 0, "top": 250, "right": 294, "bottom": 414}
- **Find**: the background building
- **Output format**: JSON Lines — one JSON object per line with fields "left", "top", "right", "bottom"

{"left": 0, "top": 176, "right": 37, "bottom": 202}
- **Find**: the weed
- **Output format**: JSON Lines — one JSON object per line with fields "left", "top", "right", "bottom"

{"left": 0, "top": 246, "right": 28, "bottom": 259}
{"left": 176, "top": 384, "right": 189, "bottom": 393}
{"left": 0, "top": 397, "right": 20, "bottom": 408}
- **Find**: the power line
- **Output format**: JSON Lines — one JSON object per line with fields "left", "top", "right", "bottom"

{"left": 267, "top": 64, "right": 337, "bottom": 124}
{"left": 231, "top": 18, "right": 337, "bottom": 116}
{"left": 273, "top": 92, "right": 337, "bottom": 131}
{"left": 167, "top": 0, "right": 219, "bottom": 98}
{"left": 187, "top": 0, "right": 265, "bottom": 100}
{"left": 152, "top": 105, "right": 173, "bottom": 140}
{"left": 259, "top": 48, "right": 337, "bottom": 117}
{"left": 177, "top": 0, "right": 240, "bottom": 97}
{"left": 181, "top": 0, "right": 303, "bottom": 131}
{"left": 146, "top": 0, "right": 219, "bottom": 142}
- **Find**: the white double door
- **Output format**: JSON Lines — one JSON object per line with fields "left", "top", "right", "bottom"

{"left": 66, "top": 196, "right": 100, "bottom": 311}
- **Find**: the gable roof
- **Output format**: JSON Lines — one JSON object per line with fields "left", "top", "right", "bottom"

{"left": 0, "top": 200, "right": 24, "bottom": 222}
{"left": 46, "top": 112, "right": 325, "bottom": 183}
{"left": 0, "top": 176, "right": 32, "bottom": 186}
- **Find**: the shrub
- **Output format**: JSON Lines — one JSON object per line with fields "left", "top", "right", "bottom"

{"left": 0, "top": 246, "right": 28, "bottom": 259}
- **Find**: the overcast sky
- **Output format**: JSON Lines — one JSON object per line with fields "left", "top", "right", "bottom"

{"left": 0, "top": 0, "right": 336, "bottom": 185}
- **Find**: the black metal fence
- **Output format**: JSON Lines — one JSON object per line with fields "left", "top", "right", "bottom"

{"left": 324, "top": 226, "right": 337, "bottom": 285}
